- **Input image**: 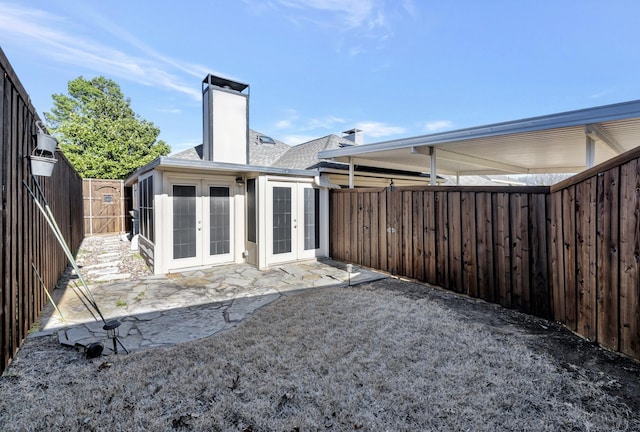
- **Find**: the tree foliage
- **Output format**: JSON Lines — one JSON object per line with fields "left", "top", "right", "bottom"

{"left": 45, "top": 76, "right": 170, "bottom": 179}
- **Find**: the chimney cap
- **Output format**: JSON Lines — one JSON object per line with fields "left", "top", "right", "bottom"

{"left": 202, "top": 74, "right": 249, "bottom": 93}
{"left": 342, "top": 128, "right": 362, "bottom": 135}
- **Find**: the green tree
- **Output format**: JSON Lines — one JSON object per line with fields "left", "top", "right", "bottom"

{"left": 45, "top": 76, "right": 170, "bottom": 179}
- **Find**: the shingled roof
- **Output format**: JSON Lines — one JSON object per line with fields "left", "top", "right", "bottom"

{"left": 172, "top": 129, "right": 355, "bottom": 170}
{"left": 270, "top": 134, "right": 354, "bottom": 170}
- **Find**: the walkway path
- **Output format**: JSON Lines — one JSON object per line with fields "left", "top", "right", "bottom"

{"left": 32, "top": 235, "right": 385, "bottom": 355}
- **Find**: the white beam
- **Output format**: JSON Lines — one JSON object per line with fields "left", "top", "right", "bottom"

{"left": 435, "top": 148, "right": 528, "bottom": 174}
{"left": 430, "top": 147, "right": 437, "bottom": 186}
{"left": 585, "top": 123, "right": 626, "bottom": 155}
{"left": 411, "top": 146, "right": 431, "bottom": 155}
{"left": 455, "top": 165, "right": 585, "bottom": 176}
{"left": 586, "top": 136, "right": 595, "bottom": 168}
{"left": 348, "top": 157, "right": 354, "bottom": 189}
{"left": 348, "top": 157, "right": 428, "bottom": 173}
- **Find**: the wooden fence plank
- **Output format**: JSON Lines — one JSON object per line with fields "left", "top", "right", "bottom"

{"left": 562, "top": 186, "right": 577, "bottom": 331}
{"left": 619, "top": 159, "right": 640, "bottom": 358}
{"left": 1, "top": 70, "right": 8, "bottom": 371}
{"left": 510, "top": 193, "right": 530, "bottom": 312}
{"left": 357, "top": 192, "right": 364, "bottom": 264}
{"left": 378, "top": 189, "right": 387, "bottom": 272}
{"left": 448, "top": 192, "right": 463, "bottom": 293}
{"left": 370, "top": 192, "right": 379, "bottom": 269}
{"left": 529, "top": 194, "right": 550, "bottom": 318}
{"left": 424, "top": 191, "right": 437, "bottom": 285}
{"left": 494, "top": 192, "right": 511, "bottom": 307}
{"left": 461, "top": 191, "right": 477, "bottom": 297}
{"left": 476, "top": 192, "right": 495, "bottom": 302}
{"left": 8, "top": 87, "right": 18, "bottom": 354}
{"left": 402, "top": 191, "right": 413, "bottom": 278}
{"left": 596, "top": 168, "right": 620, "bottom": 351}
{"left": 412, "top": 191, "right": 425, "bottom": 281}
{"left": 550, "top": 191, "right": 565, "bottom": 324}
{"left": 435, "top": 191, "right": 449, "bottom": 289}
{"left": 365, "top": 192, "right": 373, "bottom": 267}
{"left": 575, "top": 178, "right": 597, "bottom": 340}
{"left": 387, "top": 188, "right": 402, "bottom": 275}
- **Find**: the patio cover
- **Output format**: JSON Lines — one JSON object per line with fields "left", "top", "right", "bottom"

{"left": 318, "top": 100, "right": 640, "bottom": 184}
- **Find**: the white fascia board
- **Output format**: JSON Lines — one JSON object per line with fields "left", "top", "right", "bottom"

{"left": 318, "top": 99, "right": 640, "bottom": 160}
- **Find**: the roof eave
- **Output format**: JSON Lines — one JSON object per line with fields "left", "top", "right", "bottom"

{"left": 126, "top": 157, "right": 318, "bottom": 185}
{"left": 318, "top": 99, "right": 640, "bottom": 159}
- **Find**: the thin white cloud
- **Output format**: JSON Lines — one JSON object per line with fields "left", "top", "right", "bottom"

{"left": 424, "top": 120, "right": 453, "bottom": 132}
{"left": 275, "top": 0, "right": 379, "bottom": 30}
{"left": 155, "top": 107, "right": 182, "bottom": 114}
{"left": 0, "top": 3, "right": 208, "bottom": 101}
{"left": 282, "top": 134, "right": 318, "bottom": 145}
{"left": 307, "top": 115, "right": 345, "bottom": 130}
{"left": 246, "top": 0, "right": 414, "bottom": 57}
{"left": 276, "top": 119, "right": 294, "bottom": 129}
{"left": 355, "top": 121, "right": 405, "bottom": 137}
{"left": 274, "top": 111, "right": 344, "bottom": 132}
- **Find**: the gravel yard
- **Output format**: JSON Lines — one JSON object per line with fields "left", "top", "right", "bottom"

{"left": 1, "top": 278, "right": 639, "bottom": 431}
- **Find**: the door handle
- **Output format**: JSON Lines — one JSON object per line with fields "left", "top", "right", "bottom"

{"left": 198, "top": 220, "right": 202, "bottom": 231}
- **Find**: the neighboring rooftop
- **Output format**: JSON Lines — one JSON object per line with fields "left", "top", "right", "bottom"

{"left": 173, "top": 130, "right": 355, "bottom": 171}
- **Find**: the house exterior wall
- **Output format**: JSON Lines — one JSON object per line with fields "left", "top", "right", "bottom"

{"left": 132, "top": 168, "right": 329, "bottom": 275}
{"left": 153, "top": 172, "right": 245, "bottom": 274}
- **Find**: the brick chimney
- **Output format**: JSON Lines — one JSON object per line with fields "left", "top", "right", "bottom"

{"left": 202, "top": 74, "right": 249, "bottom": 163}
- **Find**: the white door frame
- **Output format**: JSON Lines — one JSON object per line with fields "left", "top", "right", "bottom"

{"left": 166, "top": 176, "right": 235, "bottom": 271}
{"left": 266, "top": 180, "right": 322, "bottom": 265}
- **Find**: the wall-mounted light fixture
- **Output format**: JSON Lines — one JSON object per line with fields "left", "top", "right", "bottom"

{"left": 236, "top": 176, "right": 244, "bottom": 186}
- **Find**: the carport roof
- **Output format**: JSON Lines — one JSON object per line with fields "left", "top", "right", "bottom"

{"left": 318, "top": 99, "right": 640, "bottom": 176}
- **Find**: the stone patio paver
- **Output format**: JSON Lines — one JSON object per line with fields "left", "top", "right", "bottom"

{"left": 31, "top": 235, "right": 386, "bottom": 356}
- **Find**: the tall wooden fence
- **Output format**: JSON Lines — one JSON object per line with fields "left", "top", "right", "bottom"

{"left": 330, "top": 186, "right": 552, "bottom": 318}
{"left": 1, "top": 48, "right": 84, "bottom": 374}
{"left": 549, "top": 146, "right": 640, "bottom": 360}
{"left": 330, "top": 146, "right": 640, "bottom": 360}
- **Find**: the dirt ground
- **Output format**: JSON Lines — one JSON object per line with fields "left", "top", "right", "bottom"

{"left": 373, "top": 279, "right": 640, "bottom": 414}
{"left": 1, "top": 277, "right": 639, "bottom": 430}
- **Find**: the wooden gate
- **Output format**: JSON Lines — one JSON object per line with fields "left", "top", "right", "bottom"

{"left": 83, "top": 179, "right": 125, "bottom": 235}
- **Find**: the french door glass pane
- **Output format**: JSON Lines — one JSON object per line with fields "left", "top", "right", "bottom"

{"left": 173, "top": 185, "right": 196, "bottom": 259}
{"left": 304, "top": 188, "right": 320, "bottom": 250}
{"left": 209, "top": 187, "right": 230, "bottom": 255}
{"left": 272, "top": 187, "right": 292, "bottom": 254}
{"left": 247, "top": 179, "right": 257, "bottom": 243}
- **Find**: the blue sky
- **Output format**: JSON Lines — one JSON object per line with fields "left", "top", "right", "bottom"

{"left": 2, "top": 1, "right": 640, "bottom": 155}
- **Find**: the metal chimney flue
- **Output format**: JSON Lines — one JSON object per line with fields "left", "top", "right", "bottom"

{"left": 342, "top": 128, "right": 363, "bottom": 145}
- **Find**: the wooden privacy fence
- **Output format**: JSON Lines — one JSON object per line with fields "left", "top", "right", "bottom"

{"left": 330, "top": 186, "right": 552, "bottom": 319}
{"left": 1, "top": 48, "right": 84, "bottom": 374}
{"left": 549, "top": 146, "right": 640, "bottom": 360}
{"left": 330, "top": 146, "right": 640, "bottom": 361}
{"left": 83, "top": 178, "right": 127, "bottom": 235}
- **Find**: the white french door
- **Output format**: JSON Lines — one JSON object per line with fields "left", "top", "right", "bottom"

{"left": 267, "top": 182, "right": 321, "bottom": 264}
{"left": 169, "top": 179, "right": 233, "bottom": 270}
